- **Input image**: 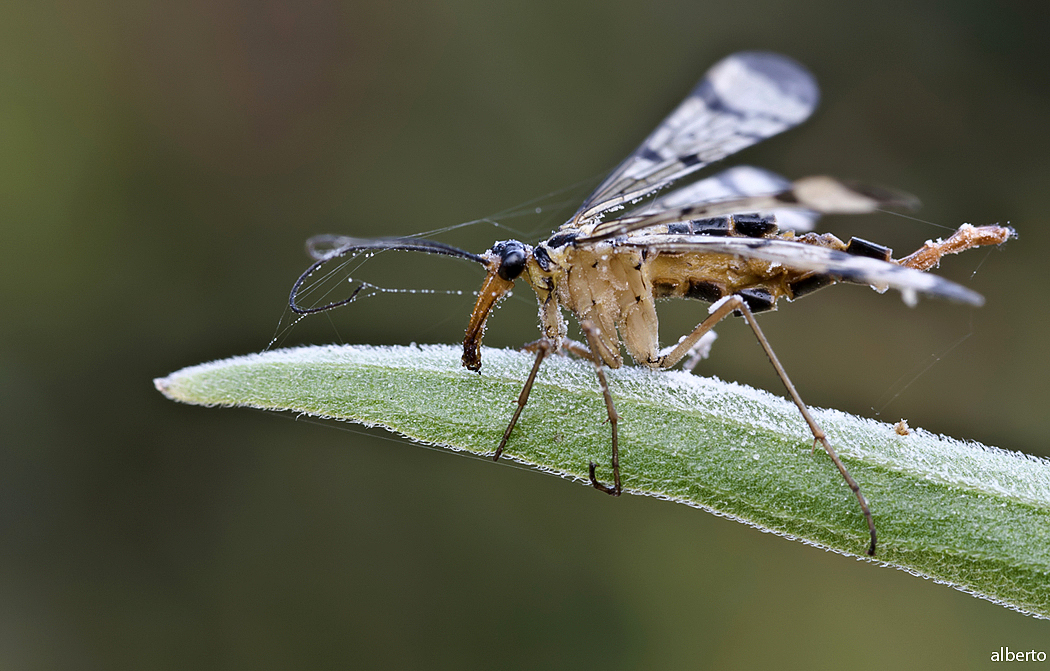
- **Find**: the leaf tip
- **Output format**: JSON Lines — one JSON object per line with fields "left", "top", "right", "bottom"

{"left": 153, "top": 374, "right": 179, "bottom": 401}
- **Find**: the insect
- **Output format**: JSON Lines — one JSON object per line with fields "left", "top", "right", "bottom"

{"left": 290, "top": 52, "right": 1014, "bottom": 556}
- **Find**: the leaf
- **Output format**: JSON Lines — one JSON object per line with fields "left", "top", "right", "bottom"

{"left": 155, "top": 343, "right": 1050, "bottom": 618}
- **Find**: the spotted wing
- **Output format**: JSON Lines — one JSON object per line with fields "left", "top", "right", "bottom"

{"left": 629, "top": 165, "right": 821, "bottom": 232}
{"left": 569, "top": 52, "right": 820, "bottom": 225}
{"left": 582, "top": 176, "right": 919, "bottom": 243}
{"left": 623, "top": 234, "right": 984, "bottom": 306}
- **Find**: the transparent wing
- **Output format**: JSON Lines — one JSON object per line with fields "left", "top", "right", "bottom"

{"left": 623, "top": 234, "right": 983, "bottom": 306}
{"left": 629, "top": 165, "right": 821, "bottom": 232}
{"left": 570, "top": 52, "right": 820, "bottom": 225}
{"left": 582, "top": 176, "right": 919, "bottom": 243}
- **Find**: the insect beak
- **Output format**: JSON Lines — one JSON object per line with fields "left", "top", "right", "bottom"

{"left": 462, "top": 241, "right": 531, "bottom": 371}
{"left": 462, "top": 262, "right": 516, "bottom": 372}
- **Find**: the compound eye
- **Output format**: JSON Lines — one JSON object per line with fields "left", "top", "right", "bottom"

{"left": 496, "top": 241, "right": 528, "bottom": 281}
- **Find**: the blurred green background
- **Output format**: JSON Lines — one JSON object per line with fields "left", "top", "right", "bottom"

{"left": 3, "top": 0, "right": 1048, "bottom": 668}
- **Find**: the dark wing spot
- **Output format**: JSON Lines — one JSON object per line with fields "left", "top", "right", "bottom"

{"left": 690, "top": 217, "right": 731, "bottom": 236}
{"left": 845, "top": 237, "right": 893, "bottom": 262}
{"left": 667, "top": 223, "right": 691, "bottom": 235}
{"left": 732, "top": 213, "right": 779, "bottom": 238}
{"left": 639, "top": 147, "right": 663, "bottom": 163}
{"left": 693, "top": 79, "right": 732, "bottom": 113}
{"left": 547, "top": 231, "right": 578, "bottom": 248}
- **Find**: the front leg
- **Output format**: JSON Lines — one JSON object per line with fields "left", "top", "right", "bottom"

{"left": 499, "top": 332, "right": 621, "bottom": 496}
{"left": 521, "top": 331, "right": 622, "bottom": 495}
{"left": 493, "top": 339, "right": 554, "bottom": 462}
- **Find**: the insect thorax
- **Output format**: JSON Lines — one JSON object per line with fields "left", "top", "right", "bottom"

{"left": 519, "top": 219, "right": 883, "bottom": 368}
{"left": 521, "top": 239, "right": 650, "bottom": 367}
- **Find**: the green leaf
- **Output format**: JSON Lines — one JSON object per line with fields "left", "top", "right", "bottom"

{"left": 155, "top": 343, "right": 1050, "bottom": 618}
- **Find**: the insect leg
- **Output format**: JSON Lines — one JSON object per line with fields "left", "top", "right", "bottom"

{"left": 653, "top": 297, "right": 743, "bottom": 370}
{"left": 493, "top": 339, "right": 554, "bottom": 462}
{"left": 681, "top": 331, "right": 719, "bottom": 373}
{"left": 557, "top": 338, "right": 594, "bottom": 360}
{"left": 519, "top": 337, "right": 591, "bottom": 359}
{"left": 578, "top": 320, "right": 621, "bottom": 496}
{"left": 731, "top": 297, "right": 877, "bottom": 557}
{"left": 653, "top": 296, "right": 876, "bottom": 555}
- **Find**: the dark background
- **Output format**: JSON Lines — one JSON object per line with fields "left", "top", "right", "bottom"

{"left": 3, "top": 0, "right": 1048, "bottom": 668}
